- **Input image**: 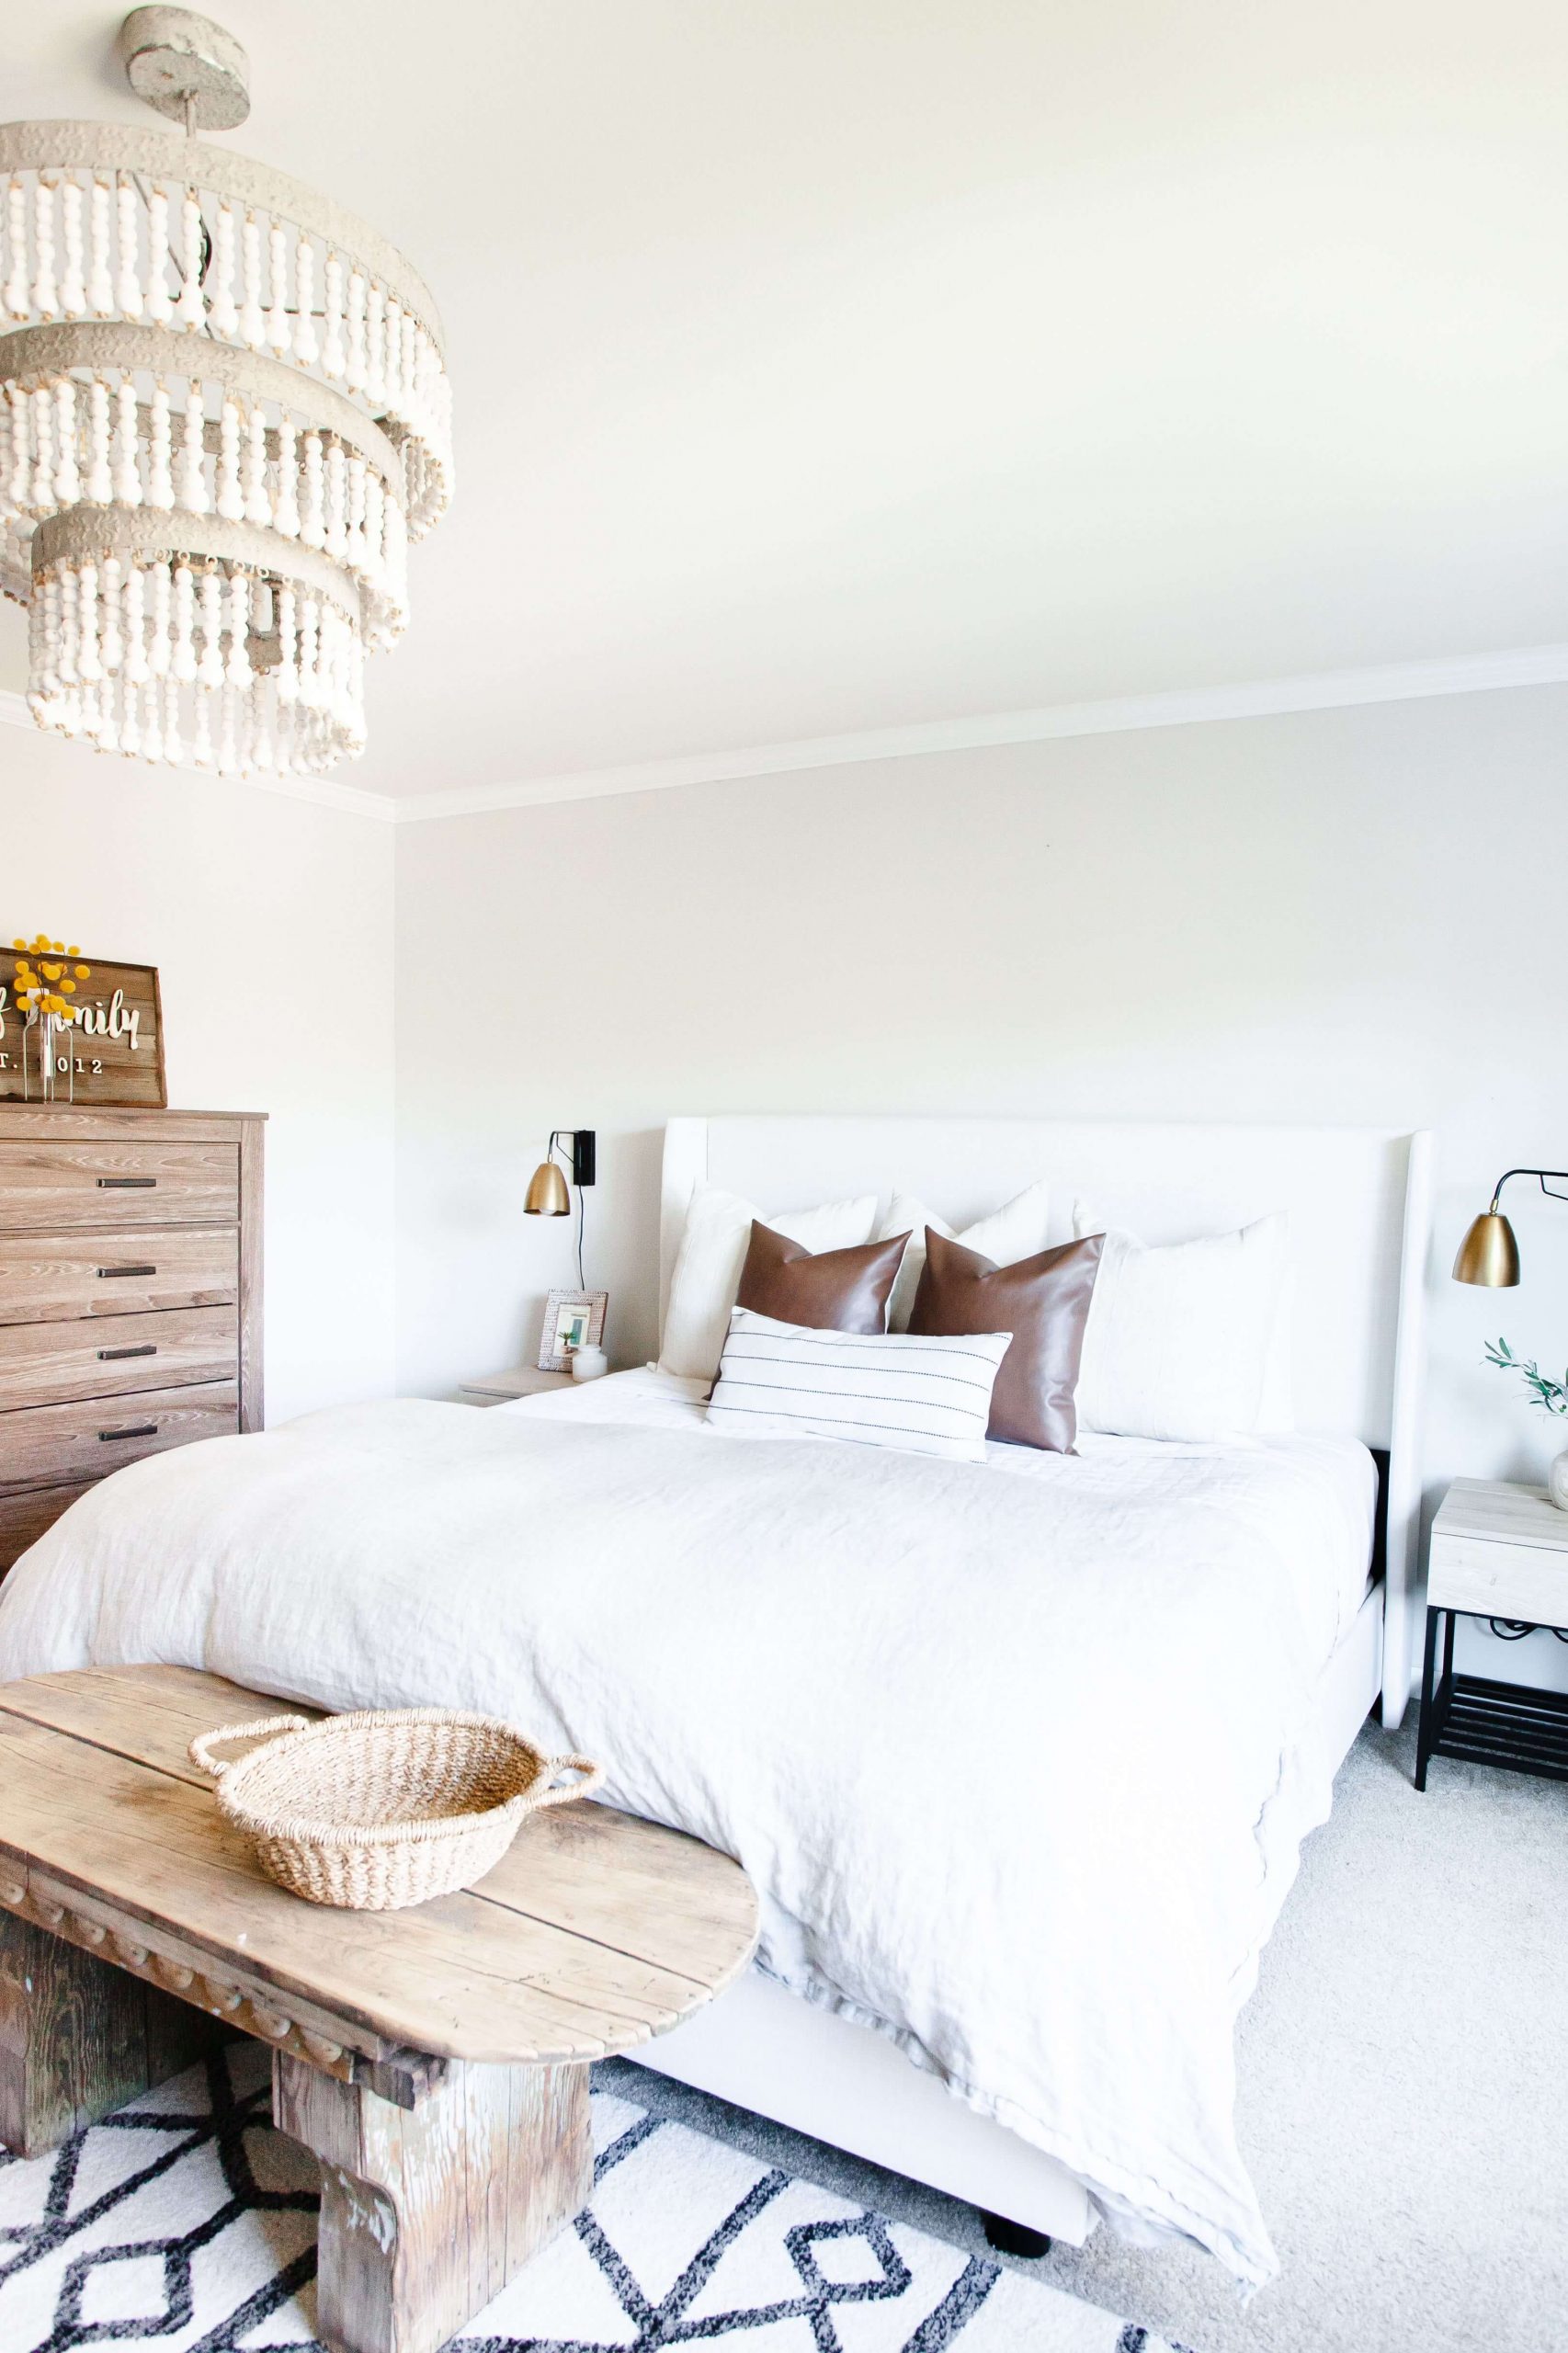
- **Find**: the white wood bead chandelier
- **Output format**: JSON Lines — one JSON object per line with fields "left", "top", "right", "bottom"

{"left": 0, "top": 7, "right": 452, "bottom": 778}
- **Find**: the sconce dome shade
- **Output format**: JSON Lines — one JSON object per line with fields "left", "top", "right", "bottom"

{"left": 1453, "top": 1211, "right": 1520, "bottom": 1287}
{"left": 525, "top": 1161, "right": 571, "bottom": 1216}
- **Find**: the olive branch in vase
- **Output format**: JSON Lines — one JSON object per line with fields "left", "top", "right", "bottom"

{"left": 1484, "top": 1337, "right": 1568, "bottom": 1418}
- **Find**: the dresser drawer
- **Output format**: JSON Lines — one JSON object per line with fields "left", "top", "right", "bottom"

{"left": 0, "top": 1380, "right": 238, "bottom": 1494}
{"left": 0, "top": 1228, "right": 237, "bottom": 1324}
{"left": 0, "top": 1305, "right": 237, "bottom": 1411}
{"left": 0, "top": 1479, "right": 96, "bottom": 1575}
{"left": 0, "top": 1139, "right": 238, "bottom": 1229}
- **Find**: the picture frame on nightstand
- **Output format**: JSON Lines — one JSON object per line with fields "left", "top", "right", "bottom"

{"left": 538, "top": 1288, "right": 608, "bottom": 1373}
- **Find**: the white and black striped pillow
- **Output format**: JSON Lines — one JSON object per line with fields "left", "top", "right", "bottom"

{"left": 705, "top": 1307, "right": 1010, "bottom": 1462}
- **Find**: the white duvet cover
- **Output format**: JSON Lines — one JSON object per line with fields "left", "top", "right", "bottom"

{"left": 0, "top": 1368, "right": 1375, "bottom": 2288}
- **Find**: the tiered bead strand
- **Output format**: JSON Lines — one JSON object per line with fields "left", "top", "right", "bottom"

{"left": 1, "top": 166, "right": 453, "bottom": 522}
{"left": 1, "top": 364, "right": 409, "bottom": 636}
{"left": 28, "top": 549, "right": 365, "bottom": 774}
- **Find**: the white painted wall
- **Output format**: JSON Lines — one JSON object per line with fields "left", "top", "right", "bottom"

{"left": 1, "top": 722, "right": 395, "bottom": 1423}
{"left": 393, "top": 682, "right": 1568, "bottom": 1686}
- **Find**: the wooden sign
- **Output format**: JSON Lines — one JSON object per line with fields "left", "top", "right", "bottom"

{"left": 0, "top": 949, "right": 166, "bottom": 1108}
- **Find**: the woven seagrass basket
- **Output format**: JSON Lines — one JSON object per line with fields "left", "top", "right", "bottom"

{"left": 189, "top": 1707, "right": 604, "bottom": 1911}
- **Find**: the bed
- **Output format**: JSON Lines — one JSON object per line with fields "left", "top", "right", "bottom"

{"left": 0, "top": 1113, "right": 1432, "bottom": 2289}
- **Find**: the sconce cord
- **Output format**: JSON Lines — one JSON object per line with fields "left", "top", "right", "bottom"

{"left": 549, "top": 1131, "right": 587, "bottom": 1288}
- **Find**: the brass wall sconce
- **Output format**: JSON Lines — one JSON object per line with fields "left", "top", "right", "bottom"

{"left": 1452, "top": 1169, "right": 1568, "bottom": 1288}
{"left": 524, "top": 1130, "right": 596, "bottom": 1284}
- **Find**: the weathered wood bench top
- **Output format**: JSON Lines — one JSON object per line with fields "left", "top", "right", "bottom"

{"left": 0, "top": 1665, "right": 760, "bottom": 2353}
{"left": 0, "top": 1664, "right": 759, "bottom": 2072}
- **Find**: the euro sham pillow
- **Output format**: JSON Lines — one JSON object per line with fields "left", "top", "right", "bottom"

{"left": 1069, "top": 1205, "right": 1290, "bottom": 1442}
{"left": 706, "top": 1306, "right": 1010, "bottom": 1462}
{"left": 659, "top": 1184, "right": 879, "bottom": 1381}
{"left": 876, "top": 1178, "right": 1051, "bottom": 1331}
{"left": 909, "top": 1228, "right": 1102, "bottom": 1453}
{"left": 737, "top": 1222, "right": 910, "bottom": 1335}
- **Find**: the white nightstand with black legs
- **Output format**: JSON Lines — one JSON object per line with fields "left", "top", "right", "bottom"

{"left": 1416, "top": 1478, "right": 1568, "bottom": 1790}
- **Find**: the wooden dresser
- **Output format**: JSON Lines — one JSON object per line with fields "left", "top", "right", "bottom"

{"left": 0, "top": 1107, "right": 263, "bottom": 1579}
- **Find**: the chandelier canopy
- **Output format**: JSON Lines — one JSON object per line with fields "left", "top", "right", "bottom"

{"left": 0, "top": 7, "right": 452, "bottom": 779}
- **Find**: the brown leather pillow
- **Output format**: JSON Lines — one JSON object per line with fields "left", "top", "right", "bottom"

{"left": 909, "top": 1227, "right": 1103, "bottom": 1451}
{"left": 736, "top": 1221, "right": 911, "bottom": 1335}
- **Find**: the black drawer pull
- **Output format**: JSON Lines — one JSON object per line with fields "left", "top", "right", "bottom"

{"left": 100, "top": 1424, "right": 158, "bottom": 1441}
{"left": 97, "top": 1265, "right": 156, "bottom": 1279}
{"left": 97, "top": 1343, "right": 157, "bottom": 1361}
{"left": 97, "top": 1176, "right": 157, "bottom": 1188}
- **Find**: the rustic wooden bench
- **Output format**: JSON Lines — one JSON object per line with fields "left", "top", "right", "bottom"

{"left": 0, "top": 1665, "right": 759, "bottom": 2353}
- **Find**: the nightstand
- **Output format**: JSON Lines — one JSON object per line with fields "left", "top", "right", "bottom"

{"left": 459, "top": 1366, "right": 576, "bottom": 1407}
{"left": 1416, "top": 1478, "right": 1568, "bottom": 1790}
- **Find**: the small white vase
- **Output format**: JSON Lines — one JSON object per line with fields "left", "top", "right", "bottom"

{"left": 1549, "top": 1449, "right": 1568, "bottom": 1512}
{"left": 571, "top": 1345, "right": 608, "bottom": 1382}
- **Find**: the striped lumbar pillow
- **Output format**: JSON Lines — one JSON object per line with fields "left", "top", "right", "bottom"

{"left": 705, "top": 1307, "right": 1010, "bottom": 1462}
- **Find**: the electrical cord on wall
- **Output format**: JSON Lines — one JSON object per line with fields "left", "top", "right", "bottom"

{"left": 577, "top": 1182, "right": 586, "bottom": 1290}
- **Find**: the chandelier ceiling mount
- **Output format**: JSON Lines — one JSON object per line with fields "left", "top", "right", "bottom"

{"left": 116, "top": 7, "right": 252, "bottom": 134}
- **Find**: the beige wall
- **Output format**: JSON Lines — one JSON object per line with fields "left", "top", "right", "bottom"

{"left": 392, "top": 684, "right": 1568, "bottom": 1546}
{"left": 1, "top": 721, "right": 396, "bottom": 1422}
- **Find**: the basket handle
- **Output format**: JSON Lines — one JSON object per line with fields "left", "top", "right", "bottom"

{"left": 188, "top": 1715, "right": 312, "bottom": 1780}
{"left": 529, "top": 1754, "right": 605, "bottom": 1811}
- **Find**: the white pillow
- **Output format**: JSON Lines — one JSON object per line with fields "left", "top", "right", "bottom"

{"left": 705, "top": 1307, "right": 1010, "bottom": 1462}
{"left": 1073, "top": 1199, "right": 1294, "bottom": 1430}
{"left": 876, "top": 1179, "right": 1051, "bottom": 1331}
{"left": 660, "top": 1184, "right": 878, "bottom": 1381}
{"left": 1070, "top": 1204, "right": 1290, "bottom": 1442}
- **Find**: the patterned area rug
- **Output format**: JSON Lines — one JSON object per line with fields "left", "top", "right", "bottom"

{"left": 0, "top": 2042, "right": 1193, "bottom": 2352}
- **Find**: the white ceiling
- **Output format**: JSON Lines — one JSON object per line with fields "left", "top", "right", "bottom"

{"left": 5, "top": 1, "right": 1563, "bottom": 801}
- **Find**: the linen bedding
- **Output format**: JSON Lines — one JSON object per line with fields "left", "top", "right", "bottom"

{"left": 0, "top": 1368, "right": 1375, "bottom": 2289}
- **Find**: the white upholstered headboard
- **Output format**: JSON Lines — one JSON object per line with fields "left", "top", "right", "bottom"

{"left": 659, "top": 1114, "right": 1433, "bottom": 1728}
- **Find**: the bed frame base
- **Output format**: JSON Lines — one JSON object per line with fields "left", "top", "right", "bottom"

{"left": 983, "top": 2214, "right": 1052, "bottom": 2257}
{"left": 631, "top": 1584, "right": 1384, "bottom": 2244}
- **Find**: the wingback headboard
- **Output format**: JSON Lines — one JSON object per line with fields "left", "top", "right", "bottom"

{"left": 659, "top": 1113, "right": 1433, "bottom": 1728}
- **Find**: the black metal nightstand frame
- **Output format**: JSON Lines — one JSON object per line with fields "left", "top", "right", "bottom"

{"left": 1415, "top": 1605, "right": 1568, "bottom": 1789}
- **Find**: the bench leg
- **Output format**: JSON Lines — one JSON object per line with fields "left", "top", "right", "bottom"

{"left": 0, "top": 1911, "right": 214, "bottom": 2157}
{"left": 274, "top": 2049, "right": 592, "bottom": 2353}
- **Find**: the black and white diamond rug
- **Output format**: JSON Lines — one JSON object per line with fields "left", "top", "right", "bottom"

{"left": 0, "top": 2041, "right": 1193, "bottom": 2352}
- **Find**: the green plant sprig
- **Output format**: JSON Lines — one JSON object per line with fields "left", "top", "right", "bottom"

{"left": 1484, "top": 1337, "right": 1568, "bottom": 1417}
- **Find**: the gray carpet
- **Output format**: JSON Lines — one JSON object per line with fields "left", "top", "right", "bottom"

{"left": 618, "top": 1717, "right": 1568, "bottom": 2353}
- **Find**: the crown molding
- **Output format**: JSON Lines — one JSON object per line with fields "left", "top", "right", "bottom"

{"left": 5, "top": 642, "right": 1566, "bottom": 827}
{"left": 0, "top": 688, "right": 397, "bottom": 821}
{"left": 390, "top": 642, "right": 1568, "bottom": 824}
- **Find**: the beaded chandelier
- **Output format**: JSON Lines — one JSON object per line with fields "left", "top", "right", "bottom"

{"left": 0, "top": 7, "right": 451, "bottom": 779}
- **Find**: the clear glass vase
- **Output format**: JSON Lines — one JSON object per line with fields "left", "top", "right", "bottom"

{"left": 23, "top": 1010, "right": 72, "bottom": 1102}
